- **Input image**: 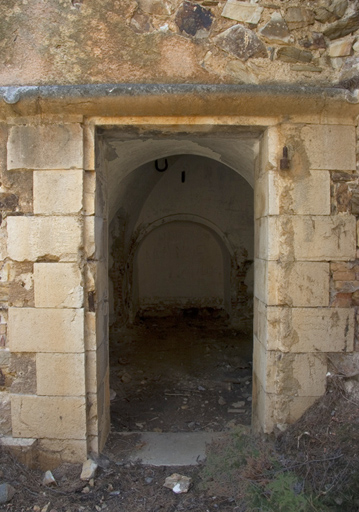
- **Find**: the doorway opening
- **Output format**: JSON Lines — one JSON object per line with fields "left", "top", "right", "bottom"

{"left": 96, "top": 125, "right": 260, "bottom": 441}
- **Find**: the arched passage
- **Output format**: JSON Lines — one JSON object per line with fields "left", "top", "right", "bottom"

{"left": 133, "top": 220, "right": 232, "bottom": 318}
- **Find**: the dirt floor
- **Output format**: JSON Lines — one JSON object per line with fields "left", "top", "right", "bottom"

{"left": 109, "top": 316, "right": 253, "bottom": 434}
{"left": 1, "top": 317, "right": 359, "bottom": 511}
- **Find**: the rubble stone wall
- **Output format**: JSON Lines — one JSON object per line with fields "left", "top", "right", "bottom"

{"left": 1, "top": 0, "right": 359, "bottom": 88}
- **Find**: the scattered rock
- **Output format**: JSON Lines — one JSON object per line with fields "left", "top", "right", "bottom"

{"left": 221, "top": 0, "right": 263, "bottom": 26}
{"left": 324, "top": 11, "right": 359, "bottom": 40}
{"left": 109, "top": 388, "right": 117, "bottom": 401}
{"left": 80, "top": 459, "right": 98, "bottom": 481}
{"left": 276, "top": 46, "right": 312, "bottom": 64}
{"left": 0, "top": 483, "right": 15, "bottom": 504}
{"left": 259, "top": 13, "right": 291, "bottom": 44}
{"left": 175, "top": 1, "right": 213, "bottom": 38}
{"left": 328, "top": 36, "right": 354, "bottom": 57}
{"left": 215, "top": 24, "right": 267, "bottom": 61}
{"left": 121, "top": 372, "right": 132, "bottom": 383}
{"left": 218, "top": 396, "right": 226, "bottom": 405}
{"left": 82, "top": 486, "right": 90, "bottom": 494}
{"left": 42, "top": 471, "right": 56, "bottom": 487}
{"left": 231, "top": 401, "right": 245, "bottom": 408}
{"left": 163, "top": 473, "right": 192, "bottom": 493}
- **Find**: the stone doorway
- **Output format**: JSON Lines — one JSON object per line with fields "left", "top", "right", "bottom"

{"left": 95, "top": 125, "right": 260, "bottom": 448}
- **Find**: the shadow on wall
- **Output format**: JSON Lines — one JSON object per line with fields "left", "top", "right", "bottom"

{"left": 108, "top": 153, "right": 254, "bottom": 328}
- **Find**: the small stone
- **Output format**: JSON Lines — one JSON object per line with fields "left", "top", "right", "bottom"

{"left": 290, "top": 64, "right": 323, "bottom": 73}
{"left": 130, "top": 12, "right": 153, "bottom": 34}
{"left": 276, "top": 46, "right": 312, "bottom": 64}
{"left": 332, "top": 0, "right": 348, "bottom": 19}
{"left": 0, "top": 484, "right": 15, "bottom": 505}
{"left": 247, "top": 396, "right": 252, "bottom": 402}
{"left": 221, "top": 1, "right": 263, "bottom": 26}
{"left": 299, "top": 32, "right": 326, "bottom": 50}
{"left": 175, "top": 1, "right": 213, "bottom": 38}
{"left": 80, "top": 459, "right": 98, "bottom": 481}
{"left": 137, "top": 0, "right": 175, "bottom": 15}
{"left": 285, "top": 7, "right": 314, "bottom": 29}
{"left": 42, "top": 471, "right": 56, "bottom": 487}
{"left": 218, "top": 397, "right": 226, "bottom": 405}
{"left": 82, "top": 486, "right": 90, "bottom": 494}
{"left": 231, "top": 401, "right": 245, "bottom": 408}
{"left": 163, "top": 473, "right": 192, "bottom": 493}
{"left": 145, "top": 477, "right": 153, "bottom": 484}
{"left": 41, "top": 504, "right": 50, "bottom": 512}
{"left": 314, "top": 6, "right": 337, "bottom": 24}
{"left": 198, "top": 385, "right": 205, "bottom": 391}
{"left": 33, "top": 507, "right": 41, "bottom": 512}
{"left": 89, "top": 478, "right": 95, "bottom": 487}
{"left": 109, "top": 389, "right": 116, "bottom": 401}
{"left": 259, "top": 13, "right": 291, "bottom": 44}
{"left": 215, "top": 24, "right": 267, "bottom": 61}
{"left": 328, "top": 37, "right": 354, "bottom": 57}
{"left": 121, "top": 372, "right": 132, "bottom": 383}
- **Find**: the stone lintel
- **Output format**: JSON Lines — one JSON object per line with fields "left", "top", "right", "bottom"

{"left": 0, "top": 84, "right": 357, "bottom": 120}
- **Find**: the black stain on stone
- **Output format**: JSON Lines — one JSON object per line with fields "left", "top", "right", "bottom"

{"left": 88, "top": 291, "right": 96, "bottom": 312}
{"left": 175, "top": 1, "right": 213, "bottom": 37}
{"left": 0, "top": 193, "right": 18, "bottom": 211}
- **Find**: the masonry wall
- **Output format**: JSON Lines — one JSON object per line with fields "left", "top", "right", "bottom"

{"left": 1, "top": 0, "right": 359, "bottom": 89}
{"left": 253, "top": 122, "right": 359, "bottom": 431}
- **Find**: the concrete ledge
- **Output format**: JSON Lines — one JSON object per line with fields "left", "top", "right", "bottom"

{"left": 0, "top": 84, "right": 357, "bottom": 119}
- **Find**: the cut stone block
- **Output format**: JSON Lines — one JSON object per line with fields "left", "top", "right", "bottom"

{"left": 301, "top": 125, "right": 356, "bottom": 171}
{"left": 267, "top": 170, "right": 331, "bottom": 216}
{"left": 253, "top": 378, "right": 318, "bottom": 433}
{"left": 255, "top": 304, "right": 354, "bottom": 353}
{"left": 264, "top": 215, "right": 356, "bottom": 261}
{"left": 292, "top": 215, "right": 356, "bottom": 261}
{"left": 7, "top": 216, "right": 82, "bottom": 262}
{"left": 37, "top": 439, "right": 87, "bottom": 469}
{"left": 271, "top": 261, "right": 329, "bottom": 307}
{"left": 33, "top": 170, "right": 83, "bottom": 214}
{"left": 34, "top": 263, "right": 83, "bottom": 308}
{"left": 0, "top": 393, "right": 12, "bottom": 435}
{"left": 0, "top": 437, "right": 37, "bottom": 468}
{"left": 255, "top": 260, "right": 329, "bottom": 307}
{"left": 83, "top": 125, "right": 95, "bottom": 171}
{"left": 7, "top": 124, "right": 83, "bottom": 170}
{"left": 11, "top": 395, "right": 86, "bottom": 439}
{"left": 9, "top": 308, "right": 84, "bottom": 353}
{"left": 253, "top": 338, "right": 327, "bottom": 396}
{"left": 84, "top": 171, "right": 95, "bottom": 215}
{"left": 36, "top": 353, "right": 85, "bottom": 396}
